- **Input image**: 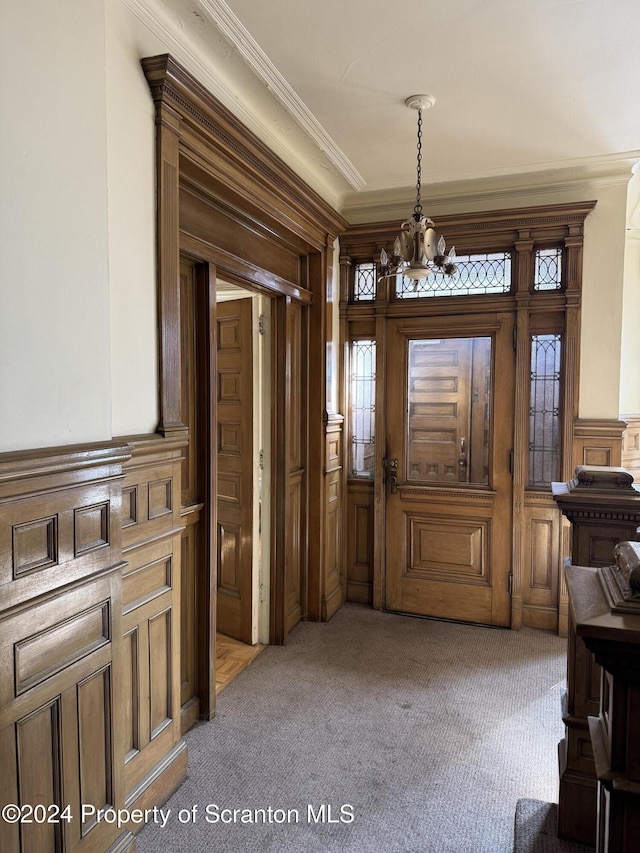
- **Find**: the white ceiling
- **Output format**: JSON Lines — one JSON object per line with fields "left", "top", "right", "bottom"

{"left": 158, "top": 0, "right": 640, "bottom": 214}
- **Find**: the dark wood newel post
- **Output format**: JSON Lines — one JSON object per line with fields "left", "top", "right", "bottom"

{"left": 553, "top": 466, "right": 640, "bottom": 845}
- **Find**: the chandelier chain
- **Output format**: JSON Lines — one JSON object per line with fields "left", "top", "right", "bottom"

{"left": 414, "top": 108, "right": 422, "bottom": 218}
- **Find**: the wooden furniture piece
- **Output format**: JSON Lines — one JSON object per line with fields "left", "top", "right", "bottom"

{"left": 565, "top": 558, "right": 640, "bottom": 852}
{"left": 553, "top": 466, "right": 640, "bottom": 844}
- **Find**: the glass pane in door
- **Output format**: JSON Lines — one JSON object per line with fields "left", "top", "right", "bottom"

{"left": 407, "top": 337, "right": 491, "bottom": 484}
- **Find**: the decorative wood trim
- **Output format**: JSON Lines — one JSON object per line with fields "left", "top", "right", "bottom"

{"left": 143, "top": 54, "right": 345, "bottom": 646}
{"left": 341, "top": 201, "right": 597, "bottom": 260}
{"left": 118, "top": 434, "right": 187, "bottom": 816}
{"left": 141, "top": 55, "right": 346, "bottom": 248}
{"left": 572, "top": 419, "right": 627, "bottom": 471}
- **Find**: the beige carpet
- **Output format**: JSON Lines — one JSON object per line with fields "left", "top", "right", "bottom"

{"left": 136, "top": 604, "right": 570, "bottom": 852}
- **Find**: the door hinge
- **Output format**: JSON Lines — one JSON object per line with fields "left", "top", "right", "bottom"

{"left": 259, "top": 449, "right": 264, "bottom": 470}
{"left": 513, "top": 324, "right": 517, "bottom": 350}
{"left": 258, "top": 314, "right": 266, "bottom": 336}
{"left": 508, "top": 571, "right": 513, "bottom": 595}
{"left": 509, "top": 449, "right": 514, "bottom": 476}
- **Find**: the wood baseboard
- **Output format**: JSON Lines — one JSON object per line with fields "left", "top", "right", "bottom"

{"left": 107, "top": 831, "right": 137, "bottom": 852}
{"left": 522, "top": 603, "right": 558, "bottom": 632}
{"left": 125, "top": 741, "right": 188, "bottom": 834}
{"left": 346, "top": 579, "right": 373, "bottom": 605}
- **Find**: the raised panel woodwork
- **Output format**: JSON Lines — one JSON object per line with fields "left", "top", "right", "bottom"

{"left": 122, "top": 486, "right": 138, "bottom": 528}
{"left": 531, "top": 518, "right": 554, "bottom": 590}
{"left": 149, "top": 610, "right": 172, "bottom": 739}
{"left": 346, "top": 481, "right": 374, "bottom": 605}
{"left": 572, "top": 419, "right": 625, "bottom": 472}
{"left": 16, "top": 699, "right": 62, "bottom": 853}
{"left": 582, "top": 447, "right": 612, "bottom": 467}
{"left": 180, "top": 259, "right": 198, "bottom": 504}
{"left": 218, "top": 522, "right": 241, "bottom": 595}
{"left": 407, "top": 516, "right": 488, "bottom": 584}
{"left": 120, "top": 436, "right": 186, "bottom": 820}
{"left": 122, "top": 557, "right": 172, "bottom": 614}
{"left": 148, "top": 478, "right": 173, "bottom": 520}
{"left": 180, "top": 511, "right": 200, "bottom": 732}
{"left": 122, "top": 628, "right": 139, "bottom": 760}
{"left": 288, "top": 303, "right": 303, "bottom": 471}
{"left": 0, "top": 723, "right": 20, "bottom": 852}
{"left": 74, "top": 501, "right": 109, "bottom": 556}
{"left": 324, "top": 467, "right": 342, "bottom": 619}
{"left": 218, "top": 368, "right": 242, "bottom": 403}
{"left": 12, "top": 515, "right": 58, "bottom": 577}
{"left": 77, "top": 667, "right": 112, "bottom": 832}
{"left": 621, "top": 415, "right": 640, "bottom": 483}
{"left": 520, "top": 495, "right": 562, "bottom": 631}
{"left": 285, "top": 472, "right": 304, "bottom": 632}
{"left": 14, "top": 601, "right": 110, "bottom": 696}
{"left": 0, "top": 444, "right": 127, "bottom": 615}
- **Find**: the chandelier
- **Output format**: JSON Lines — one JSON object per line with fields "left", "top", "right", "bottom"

{"left": 379, "top": 95, "right": 456, "bottom": 281}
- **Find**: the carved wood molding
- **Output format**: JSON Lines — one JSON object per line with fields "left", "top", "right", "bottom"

{"left": 142, "top": 54, "right": 346, "bottom": 248}
{"left": 0, "top": 440, "right": 132, "bottom": 495}
{"left": 341, "top": 200, "right": 597, "bottom": 259}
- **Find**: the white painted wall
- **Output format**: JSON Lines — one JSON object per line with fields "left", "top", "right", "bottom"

{"left": 0, "top": 0, "right": 112, "bottom": 452}
{"left": 619, "top": 164, "right": 640, "bottom": 417}
{"left": 580, "top": 181, "right": 628, "bottom": 418}
{"left": 106, "top": 0, "right": 159, "bottom": 437}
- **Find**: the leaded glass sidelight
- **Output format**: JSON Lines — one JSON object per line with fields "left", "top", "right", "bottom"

{"left": 534, "top": 247, "right": 563, "bottom": 291}
{"left": 528, "top": 334, "right": 562, "bottom": 487}
{"left": 350, "top": 340, "right": 376, "bottom": 477}
{"left": 353, "top": 262, "right": 376, "bottom": 302}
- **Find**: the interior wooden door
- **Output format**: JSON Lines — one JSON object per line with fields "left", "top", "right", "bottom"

{"left": 216, "top": 298, "right": 254, "bottom": 642}
{"left": 384, "top": 313, "right": 514, "bottom": 627}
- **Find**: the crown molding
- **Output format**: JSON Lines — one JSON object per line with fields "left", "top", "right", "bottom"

{"left": 343, "top": 157, "right": 638, "bottom": 224}
{"left": 121, "top": 0, "right": 350, "bottom": 209}
{"left": 196, "top": 0, "right": 365, "bottom": 192}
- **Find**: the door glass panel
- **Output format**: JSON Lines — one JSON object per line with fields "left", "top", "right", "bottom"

{"left": 407, "top": 337, "right": 491, "bottom": 484}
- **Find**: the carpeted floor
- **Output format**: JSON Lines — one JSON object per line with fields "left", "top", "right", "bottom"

{"left": 514, "top": 799, "right": 593, "bottom": 852}
{"left": 135, "top": 604, "right": 574, "bottom": 853}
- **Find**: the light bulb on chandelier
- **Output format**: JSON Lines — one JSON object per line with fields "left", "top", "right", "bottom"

{"left": 379, "top": 95, "right": 456, "bottom": 283}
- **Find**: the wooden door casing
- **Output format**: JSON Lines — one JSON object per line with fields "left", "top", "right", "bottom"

{"left": 384, "top": 314, "right": 515, "bottom": 627}
{"left": 216, "top": 299, "right": 254, "bottom": 643}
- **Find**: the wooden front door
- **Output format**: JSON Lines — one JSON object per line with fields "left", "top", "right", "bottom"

{"left": 216, "top": 298, "right": 254, "bottom": 642}
{"left": 384, "top": 313, "right": 515, "bottom": 627}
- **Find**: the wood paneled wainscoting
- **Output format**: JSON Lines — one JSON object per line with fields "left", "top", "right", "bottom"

{"left": 0, "top": 442, "right": 136, "bottom": 853}
{"left": 119, "top": 435, "right": 187, "bottom": 822}
{"left": 622, "top": 414, "right": 640, "bottom": 483}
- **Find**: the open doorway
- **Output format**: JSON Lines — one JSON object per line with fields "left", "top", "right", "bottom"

{"left": 215, "top": 281, "right": 271, "bottom": 688}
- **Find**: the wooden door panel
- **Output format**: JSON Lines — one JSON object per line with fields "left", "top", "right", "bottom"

{"left": 385, "top": 316, "right": 513, "bottom": 627}
{"left": 216, "top": 299, "right": 254, "bottom": 643}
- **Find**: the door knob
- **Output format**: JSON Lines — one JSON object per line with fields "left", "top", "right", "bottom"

{"left": 383, "top": 458, "right": 399, "bottom": 493}
{"left": 459, "top": 437, "right": 467, "bottom": 468}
